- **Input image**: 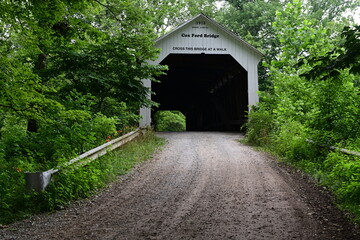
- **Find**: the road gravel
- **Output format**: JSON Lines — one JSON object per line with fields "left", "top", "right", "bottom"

{"left": 1, "top": 132, "right": 359, "bottom": 239}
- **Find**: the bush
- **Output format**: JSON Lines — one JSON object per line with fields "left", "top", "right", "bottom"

{"left": 243, "top": 109, "right": 274, "bottom": 146}
{"left": 154, "top": 111, "right": 186, "bottom": 132}
{"left": 272, "top": 120, "right": 315, "bottom": 161}
{"left": 20, "top": 111, "right": 118, "bottom": 169}
{"left": 324, "top": 152, "right": 360, "bottom": 203}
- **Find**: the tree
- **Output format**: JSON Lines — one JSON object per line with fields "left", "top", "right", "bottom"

{"left": 0, "top": 0, "right": 166, "bottom": 165}
{"left": 140, "top": 0, "right": 218, "bottom": 35}
{"left": 219, "top": 0, "right": 358, "bottom": 50}
{"left": 45, "top": 0, "right": 165, "bottom": 112}
{"left": 307, "top": 0, "right": 359, "bottom": 22}
{"left": 217, "top": 0, "right": 283, "bottom": 54}
{"left": 216, "top": 0, "right": 359, "bottom": 89}
{"left": 0, "top": 0, "right": 165, "bottom": 118}
{"left": 263, "top": 0, "right": 360, "bottom": 144}
{"left": 300, "top": 25, "right": 360, "bottom": 80}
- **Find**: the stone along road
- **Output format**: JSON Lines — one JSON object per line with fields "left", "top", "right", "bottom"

{"left": 1, "top": 132, "right": 359, "bottom": 239}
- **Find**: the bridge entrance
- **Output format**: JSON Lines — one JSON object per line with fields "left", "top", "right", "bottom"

{"left": 139, "top": 14, "right": 262, "bottom": 130}
{"left": 152, "top": 54, "right": 248, "bottom": 131}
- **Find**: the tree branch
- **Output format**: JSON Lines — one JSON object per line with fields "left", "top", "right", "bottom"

{"left": 93, "top": 0, "right": 122, "bottom": 22}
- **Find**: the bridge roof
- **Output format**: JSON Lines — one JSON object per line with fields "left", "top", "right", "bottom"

{"left": 155, "top": 13, "right": 263, "bottom": 57}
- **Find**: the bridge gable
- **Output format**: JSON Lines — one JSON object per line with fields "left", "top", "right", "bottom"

{"left": 154, "top": 14, "right": 263, "bottom": 70}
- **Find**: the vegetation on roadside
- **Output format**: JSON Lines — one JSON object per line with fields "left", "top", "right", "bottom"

{"left": 240, "top": 0, "right": 360, "bottom": 222}
{"left": 0, "top": 131, "right": 165, "bottom": 225}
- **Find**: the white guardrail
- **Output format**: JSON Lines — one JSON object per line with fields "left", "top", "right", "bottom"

{"left": 25, "top": 128, "right": 145, "bottom": 192}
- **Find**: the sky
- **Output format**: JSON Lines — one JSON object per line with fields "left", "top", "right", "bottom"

{"left": 351, "top": 8, "right": 360, "bottom": 24}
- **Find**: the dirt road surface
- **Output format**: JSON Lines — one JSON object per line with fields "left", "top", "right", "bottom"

{"left": 1, "top": 132, "right": 359, "bottom": 239}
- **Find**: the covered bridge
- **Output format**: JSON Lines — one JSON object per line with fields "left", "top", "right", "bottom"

{"left": 140, "top": 14, "right": 263, "bottom": 131}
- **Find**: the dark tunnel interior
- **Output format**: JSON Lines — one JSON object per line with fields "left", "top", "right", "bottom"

{"left": 152, "top": 53, "right": 248, "bottom": 131}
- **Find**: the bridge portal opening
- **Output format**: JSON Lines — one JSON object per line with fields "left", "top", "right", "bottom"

{"left": 152, "top": 53, "right": 248, "bottom": 131}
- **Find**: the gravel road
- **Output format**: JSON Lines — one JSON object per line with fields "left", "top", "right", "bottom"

{"left": 1, "top": 132, "right": 359, "bottom": 239}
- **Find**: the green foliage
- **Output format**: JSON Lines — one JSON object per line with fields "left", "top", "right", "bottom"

{"left": 0, "top": 131, "right": 165, "bottom": 224}
{"left": 242, "top": 0, "right": 360, "bottom": 221}
{"left": 0, "top": 1, "right": 166, "bottom": 181}
{"left": 217, "top": 0, "right": 282, "bottom": 53}
{"left": 271, "top": 121, "right": 316, "bottom": 161}
{"left": 323, "top": 152, "right": 360, "bottom": 213}
{"left": 262, "top": 0, "right": 360, "bottom": 146}
{"left": 141, "top": 0, "right": 218, "bottom": 35}
{"left": 243, "top": 108, "right": 274, "bottom": 146}
{"left": 300, "top": 25, "right": 360, "bottom": 80}
{"left": 0, "top": 110, "right": 120, "bottom": 170}
{"left": 155, "top": 111, "right": 186, "bottom": 132}
{"left": 217, "top": 0, "right": 358, "bottom": 89}
{"left": 220, "top": 0, "right": 357, "bottom": 56}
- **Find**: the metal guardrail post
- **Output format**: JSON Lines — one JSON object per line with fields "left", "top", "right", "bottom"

{"left": 25, "top": 169, "right": 58, "bottom": 192}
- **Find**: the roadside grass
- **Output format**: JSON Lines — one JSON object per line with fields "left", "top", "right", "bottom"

{"left": 0, "top": 131, "right": 165, "bottom": 225}
{"left": 240, "top": 137, "right": 360, "bottom": 224}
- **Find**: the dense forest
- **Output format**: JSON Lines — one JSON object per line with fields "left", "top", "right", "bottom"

{"left": 0, "top": 0, "right": 359, "bottom": 224}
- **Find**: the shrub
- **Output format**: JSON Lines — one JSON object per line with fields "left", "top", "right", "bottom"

{"left": 324, "top": 152, "right": 360, "bottom": 203}
{"left": 271, "top": 120, "right": 315, "bottom": 161}
{"left": 243, "top": 109, "right": 274, "bottom": 146}
{"left": 154, "top": 110, "right": 186, "bottom": 132}
{"left": 18, "top": 111, "right": 118, "bottom": 169}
